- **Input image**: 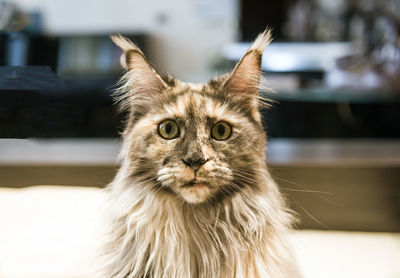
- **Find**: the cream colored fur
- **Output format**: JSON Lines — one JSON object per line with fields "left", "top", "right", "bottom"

{"left": 98, "top": 29, "right": 302, "bottom": 278}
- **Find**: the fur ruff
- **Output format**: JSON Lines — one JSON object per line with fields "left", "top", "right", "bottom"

{"left": 99, "top": 163, "right": 299, "bottom": 278}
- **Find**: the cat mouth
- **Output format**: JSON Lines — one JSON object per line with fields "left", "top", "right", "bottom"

{"left": 183, "top": 180, "right": 209, "bottom": 189}
{"left": 180, "top": 179, "right": 212, "bottom": 204}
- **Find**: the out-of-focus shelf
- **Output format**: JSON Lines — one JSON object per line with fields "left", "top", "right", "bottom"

{"left": 223, "top": 42, "right": 400, "bottom": 104}
{"left": 222, "top": 42, "right": 353, "bottom": 72}
{"left": 0, "top": 138, "right": 120, "bottom": 166}
{"left": 1, "top": 139, "right": 399, "bottom": 231}
{"left": 266, "top": 139, "right": 400, "bottom": 166}
{"left": 1, "top": 138, "right": 399, "bottom": 167}
{"left": 261, "top": 89, "right": 400, "bottom": 104}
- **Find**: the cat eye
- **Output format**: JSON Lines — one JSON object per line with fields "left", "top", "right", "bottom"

{"left": 158, "top": 120, "right": 180, "bottom": 139}
{"left": 211, "top": 121, "right": 232, "bottom": 141}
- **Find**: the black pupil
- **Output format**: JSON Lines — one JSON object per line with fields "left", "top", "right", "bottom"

{"left": 217, "top": 124, "right": 225, "bottom": 136}
{"left": 165, "top": 122, "right": 172, "bottom": 134}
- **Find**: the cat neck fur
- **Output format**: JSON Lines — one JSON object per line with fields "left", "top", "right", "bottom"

{"left": 102, "top": 159, "right": 297, "bottom": 278}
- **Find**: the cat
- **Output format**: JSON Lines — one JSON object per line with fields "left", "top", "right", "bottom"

{"left": 98, "top": 29, "right": 302, "bottom": 278}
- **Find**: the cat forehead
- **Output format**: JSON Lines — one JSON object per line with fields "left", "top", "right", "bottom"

{"left": 162, "top": 91, "right": 240, "bottom": 121}
{"left": 132, "top": 91, "right": 242, "bottom": 133}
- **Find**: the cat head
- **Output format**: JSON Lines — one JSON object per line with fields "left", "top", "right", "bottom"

{"left": 112, "top": 30, "right": 271, "bottom": 204}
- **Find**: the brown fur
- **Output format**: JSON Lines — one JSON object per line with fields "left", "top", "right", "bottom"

{"left": 98, "top": 29, "right": 302, "bottom": 278}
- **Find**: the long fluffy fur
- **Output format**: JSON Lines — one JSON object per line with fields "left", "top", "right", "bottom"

{"left": 100, "top": 167, "right": 299, "bottom": 277}
{"left": 99, "top": 29, "right": 301, "bottom": 278}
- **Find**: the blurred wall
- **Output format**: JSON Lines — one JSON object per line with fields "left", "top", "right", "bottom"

{"left": 11, "top": 0, "right": 239, "bottom": 81}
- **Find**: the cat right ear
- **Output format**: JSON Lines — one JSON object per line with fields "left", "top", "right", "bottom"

{"left": 111, "top": 35, "right": 167, "bottom": 95}
{"left": 222, "top": 29, "right": 271, "bottom": 109}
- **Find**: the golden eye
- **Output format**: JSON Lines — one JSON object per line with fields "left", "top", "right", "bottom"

{"left": 158, "top": 120, "right": 180, "bottom": 139}
{"left": 211, "top": 121, "right": 232, "bottom": 141}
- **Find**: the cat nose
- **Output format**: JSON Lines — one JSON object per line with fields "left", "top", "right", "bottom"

{"left": 181, "top": 157, "right": 208, "bottom": 169}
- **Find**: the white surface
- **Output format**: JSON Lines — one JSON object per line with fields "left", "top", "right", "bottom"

{"left": 290, "top": 231, "right": 400, "bottom": 278}
{"left": 0, "top": 186, "right": 106, "bottom": 278}
{"left": 0, "top": 185, "right": 399, "bottom": 278}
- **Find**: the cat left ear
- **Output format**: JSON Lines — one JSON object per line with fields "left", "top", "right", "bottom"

{"left": 223, "top": 29, "right": 271, "bottom": 101}
{"left": 111, "top": 35, "right": 167, "bottom": 94}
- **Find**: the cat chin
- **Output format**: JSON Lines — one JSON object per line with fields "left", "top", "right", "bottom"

{"left": 180, "top": 184, "right": 211, "bottom": 204}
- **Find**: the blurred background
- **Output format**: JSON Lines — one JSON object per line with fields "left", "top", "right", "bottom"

{"left": 1, "top": 1, "right": 400, "bottom": 277}
{"left": 1, "top": 0, "right": 400, "bottom": 231}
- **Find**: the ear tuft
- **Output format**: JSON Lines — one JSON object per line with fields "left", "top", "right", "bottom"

{"left": 111, "top": 35, "right": 145, "bottom": 70}
{"left": 249, "top": 28, "right": 272, "bottom": 54}
{"left": 111, "top": 35, "right": 141, "bottom": 53}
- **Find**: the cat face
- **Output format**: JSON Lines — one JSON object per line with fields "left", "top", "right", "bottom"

{"left": 125, "top": 85, "right": 265, "bottom": 204}
{"left": 112, "top": 31, "right": 271, "bottom": 204}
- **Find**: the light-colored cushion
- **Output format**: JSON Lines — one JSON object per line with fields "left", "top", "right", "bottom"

{"left": 0, "top": 186, "right": 105, "bottom": 278}
{"left": 0, "top": 186, "right": 399, "bottom": 278}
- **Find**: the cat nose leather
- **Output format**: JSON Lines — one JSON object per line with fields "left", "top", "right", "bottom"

{"left": 181, "top": 157, "right": 208, "bottom": 169}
